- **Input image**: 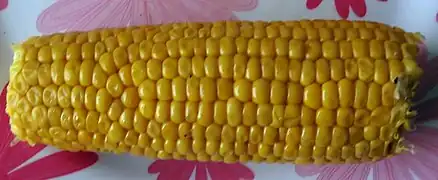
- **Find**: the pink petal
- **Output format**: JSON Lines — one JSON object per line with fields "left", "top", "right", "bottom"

{"left": 0, "top": 83, "right": 11, "bottom": 152}
{"left": 179, "top": 0, "right": 237, "bottom": 21}
{"left": 148, "top": 160, "right": 196, "bottom": 180}
{"left": 8, "top": 151, "right": 98, "bottom": 180}
{"left": 306, "top": 0, "right": 323, "bottom": 9}
{"left": 390, "top": 156, "right": 415, "bottom": 180}
{"left": 210, "top": 0, "right": 258, "bottom": 11}
{"left": 207, "top": 163, "right": 254, "bottom": 180}
{"left": 316, "top": 167, "right": 338, "bottom": 180}
{"left": 413, "top": 97, "right": 438, "bottom": 123}
{"left": 349, "top": 164, "right": 371, "bottom": 180}
{"left": 399, "top": 152, "right": 438, "bottom": 180}
{"left": 0, "top": 0, "right": 7, "bottom": 11}
{"left": 349, "top": 0, "right": 367, "bottom": 17}
{"left": 334, "top": 0, "right": 351, "bottom": 19}
{"left": 329, "top": 165, "right": 358, "bottom": 179}
{"left": 2, "top": 143, "right": 45, "bottom": 173}
{"left": 436, "top": 12, "right": 438, "bottom": 22}
{"left": 373, "top": 160, "right": 396, "bottom": 180}
{"left": 37, "top": 0, "right": 132, "bottom": 34}
{"left": 195, "top": 163, "right": 208, "bottom": 180}
{"left": 295, "top": 165, "right": 324, "bottom": 177}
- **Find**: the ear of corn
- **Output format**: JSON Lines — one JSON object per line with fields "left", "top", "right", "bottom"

{"left": 7, "top": 20, "right": 423, "bottom": 164}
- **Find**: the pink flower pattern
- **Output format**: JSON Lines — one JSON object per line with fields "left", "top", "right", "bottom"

{"left": 306, "top": 0, "right": 389, "bottom": 19}
{"left": 36, "top": 0, "right": 258, "bottom": 34}
{"left": 0, "top": 0, "right": 7, "bottom": 11}
{"left": 148, "top": 160, "right": 254, "bottom": 180}
{"left": 0, "top": 84, "right": 99, "bottom": 179}
{"left": 295, "top": 43, "right": 438, "bottom": 180}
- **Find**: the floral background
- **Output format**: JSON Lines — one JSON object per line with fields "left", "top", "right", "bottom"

{"left": 1, "top": 0, "right": 438, "bottom": 179}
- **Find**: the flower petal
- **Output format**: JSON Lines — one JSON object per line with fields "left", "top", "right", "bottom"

{"left": 0, "top": 0, "right": 7, "bottom": 11}
{"left": 195, "top": 163, "right": 208, "bottom": 180}
{"left": 207, "top": 163, "right": 254, "bottom": 180}
{"left": 372, "top": 160, "right": 395, "bottom": 180}
{"left": 2, "top": 143, "right": 45, "bottom": 173}
{"left": 349, "top": 0, "right": 367, "bottom": 17}
{"left": 211, "top": 0, "right": 258, "bottom": 11}
{"left": 390, "top": 156, "right": 415, "bottom": 180}
{"left": 334, "top": 0, "right": 350, "bottom": 19}
{"left": 148, "top": 160, "right": 196, "bottom": 180}
{"left": 306, "top": 0, "right": 323, "bottom": 9}
{"left": 295, "top": 165, "right": 324, "bottom": 177}
{"left": 0, "top": 83, "right": 11, "bottom": 152}
{"left": 349, "top": 164, "right": 371, "bottom": 180}
{"left": 8, "top": 151, "right": 98, "bottom": 180}
{"left": 37, "top": 0, "right": 132, "bottom": 33}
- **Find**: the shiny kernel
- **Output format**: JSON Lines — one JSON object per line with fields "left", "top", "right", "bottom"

{"left": 337, "top": 79, "right": 354, "bottom": 107}
{"left": 358, "top": 57, "right": 375, "bottom": 82}
{"left": 270, "top": 80, "right": 287, "bottom": 105}
{"left": 92, "top": 65, "right": 108, "bottom": 89}
{"left": 86, "top": 111, "right": 99, "bottom": 132}
{"left": 301, "top": 126, "right": 317, "bottom": 147}
{"left": 388, "top": 59, "right": 404, "bottom": 81}
{"left": 261, "top": 38, "right": 275, "bottom": 57}
{"left": 60, "top": 108, "right": 74, "bottom": 129}
{"left": 218, "top": 56, "right": 233, "bottom": 78}
{"left": 119, "top": 108, "right": 135, "bottom": 129}
{"left": 118, "top": 64, "right": 133, "bottom": 86}
{"left": 252, "top": 79, "right": 270, "bottom": 104}
{"left": 236, "top": 126, "right": 249, "bottom": 142}
{"left": 106, "top": 74, "right": 124, "bottom": 97}
{"left": 246, "top": 58, "right": 262, "bottom": 81}
{"left": 26, "top": 86, "right": 43, "bottom": 106}
{"left": 162, "top": 122, "right": 178, "bottom": 140}
{"left": 301, "top": 106, "right": 316, "bottom": 126}
{"left": 382, "top": 83, "right": 395, "bottom": 106}
{"left": 275, "top": 38, "right": 288, "bottom": 57}
{"left": 22, "top": 60, "right": 39, "bottom": 86}
{"left": 322, "top": 41, "right": 339, "bottom": 59}
{"left": 354, "top": 109, "right": 370, "bottom": 127}
{"left": 121, "top": 87, "right": 140, "bottom": 108}
{"left": 340, "top": 41, "right": 353, "bottom": 59}
{"left": 200, "top": 78, "right": 216, "bottom": 102}
{"left": 205, "top": 123, "right": 222, "bottom": 141}
{"left": 304, "top": 83, "right": 321, "bottom": 110}
{"left": 234, "top": 79, "right": 252, "bottom": 102}
{"left": 206, "top": 38, "right": 220, "bottom": 57}
{"left": 345, "top": 59, "right": 358, "bottom": 80}
{"left": 185, "top": 101, "right": 198, "bottom": 123}
{"left": 79, "top": 60, "right": 94, "bottom": 86}
{"left": 99, "top": 53, "right": 117, "bottom": 74}
{"left": 152, "top": 43, "right": 168, "bottom": 60}
{"left": 249, "top": 125, "right": 263, "bottom": 144}
{"left": 147, "top": 59, "right": 163, "bottom": 80}
{"left": 316, "top": 58, "right": 330, "bottom": 83}
{"left": 98, "top": 113, "right": 111, "bottom": 134}
{"left": 162, "top": 58, "right": 178, "bottom": 79}
{"left": 217, "top": 78, "right": 233, "bottom": 100}
{"left": 316, "top": 127, "right": 332, "bottom": 147}
{"left": 242, "top": 102, "right": 257, "bottom": 126}
{"left": 257, "top": 104, "right": 273, "bottom": 126}
{"left": 214, "top": 101, "right": 227, "bottom": 125}
{"left": 155, "top": 101, "right": 171, "bottom": 123}
{"left": 301, "top": 60, "right": 316, "bottom": 86}
{"left": 96, "top": 88, "right": 112, "bottom": 113}
{"left": 227, "top": 98, "right": 243, "bottom": 127}
{"left": 349, "top": 127, "right": 364, "bottom": 144}
{"left": 336, "top": 108, "right": 354, "bottom": 127}
{"left": 331, "top": 129, "right": 350, "bottom": 153}
{"left": 354, "top": 80, "right": 368, "bottom": 109}
{"left": 289, "top": 40, "right": 305, "bottom": 60}
{"left": 305, "top": 40, "right": 322, "bottom": 60}
{"left": 322, "top": 81, "right": 339, "bottom": 109}
{"left": 370, "top": 40, "right": 385, "bottom": 59}
{"left": 316, "top": 108, "right": 335, "bottom": 126}
{"left": 38, "top": 64, "right": 52, "bottom": 87}
{"left": 367, "top": 83, "right": 382, "bottom": 110}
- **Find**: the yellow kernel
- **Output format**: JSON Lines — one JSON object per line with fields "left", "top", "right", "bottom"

{"left": 96, "top": 88, "right": 112, "bottom": 113}
{"left": 121, "top": 87, "right": 140, "bottom": 108}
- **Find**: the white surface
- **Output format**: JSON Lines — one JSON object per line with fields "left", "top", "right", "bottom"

{"left": 1, "top": 0, "right": 438, "bottom": 179}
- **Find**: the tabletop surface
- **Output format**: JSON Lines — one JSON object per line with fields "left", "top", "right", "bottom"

{"left": 1, "top": 0, "right": 438, "bottom": 179}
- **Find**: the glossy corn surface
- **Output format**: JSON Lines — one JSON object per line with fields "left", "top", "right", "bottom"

{"left": 7, "top": 20, "right": 422, "bottom": 164}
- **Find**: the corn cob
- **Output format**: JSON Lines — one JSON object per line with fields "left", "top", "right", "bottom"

{"left": 6, "top": 20, "right": 423, "bottom": 164}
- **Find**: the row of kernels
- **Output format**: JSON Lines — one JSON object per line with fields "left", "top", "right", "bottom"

{"left": 26, "top": 20, "right": 412, "bottom": 48}
{"left": 26, "top": 29, "right": 416, "bottom": 66}
{"left": 302, "top": 80, "right": 395, "bottom": 111}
